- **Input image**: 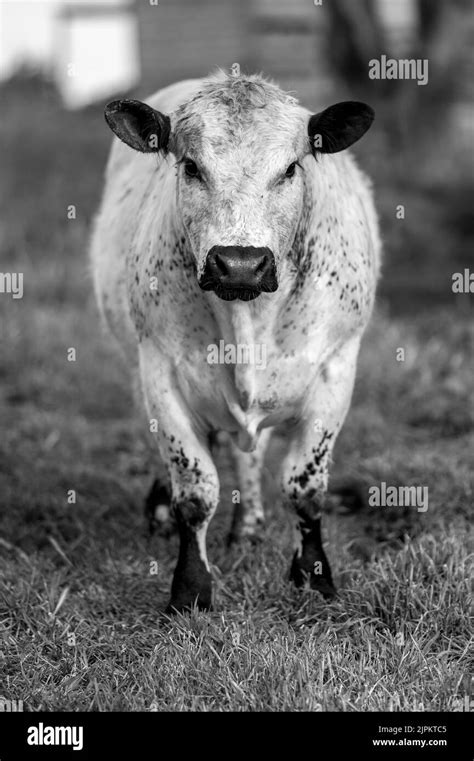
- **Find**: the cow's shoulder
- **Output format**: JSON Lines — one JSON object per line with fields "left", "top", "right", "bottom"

{"left": 303, "top": 149, "right": 380, "bottom": 264}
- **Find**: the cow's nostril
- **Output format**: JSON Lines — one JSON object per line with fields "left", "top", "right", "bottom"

{"left": 255, "top": 255, "right": 268, "bottom": 275}
{"left": 214, "top": 253, "right": 229, "bottom": 277}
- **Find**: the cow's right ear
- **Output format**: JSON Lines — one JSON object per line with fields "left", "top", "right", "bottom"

{"left": 104, "top": 99, "right": 171, "bottom": 153}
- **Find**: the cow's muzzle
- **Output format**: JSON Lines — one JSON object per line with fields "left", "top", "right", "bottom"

{"left": 199, "top": 246, "right": 278, "bottom": 301}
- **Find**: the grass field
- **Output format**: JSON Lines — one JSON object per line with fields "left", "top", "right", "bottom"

{"left": 0, "top": 75, "right": 472, "bottom": 711}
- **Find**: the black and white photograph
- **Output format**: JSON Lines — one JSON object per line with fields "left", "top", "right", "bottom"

{"left": 0, "top": 0, "right": 472, "bottom": 748}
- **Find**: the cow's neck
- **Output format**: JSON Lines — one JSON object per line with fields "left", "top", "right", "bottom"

{"left": 208, "top": 299, "right": 260, "bottom": 410}
{"left": 209, "top": 299, "right": 267, "bottom": 449}
{"left": 229, "top": 301, "right": 256, "bottom": 411}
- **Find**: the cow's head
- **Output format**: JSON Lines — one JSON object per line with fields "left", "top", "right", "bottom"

{"left": 105, "top": 75, "right": 374, "bottom": 302}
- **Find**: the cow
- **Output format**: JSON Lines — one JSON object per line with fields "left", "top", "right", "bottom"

{"left": 90, "top": 70, "right": 380, "bottom": 613}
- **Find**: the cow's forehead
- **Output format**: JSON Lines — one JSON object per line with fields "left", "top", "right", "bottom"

{"left": 172, "top": 75, "right": 307, "bottom": 161}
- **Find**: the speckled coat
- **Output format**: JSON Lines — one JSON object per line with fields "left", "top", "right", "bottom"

{"left": 90, "top": 73, "right": 381, "bottom": 611}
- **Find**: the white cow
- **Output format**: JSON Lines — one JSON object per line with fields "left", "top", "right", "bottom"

{"left": 90, "top": 71, "right": 380, "bottom": 612}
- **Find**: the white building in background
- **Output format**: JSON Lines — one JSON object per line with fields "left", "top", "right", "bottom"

{"left": 0, "top": 0, "right": 139, "bottom": 108}
{"left": 0, "top": 1, "right": 54, "bottom": 77}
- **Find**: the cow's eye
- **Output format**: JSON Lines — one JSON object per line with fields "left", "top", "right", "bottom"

{"left": 278, "top": 162, "right": 300, "bottom": 184}
{"left": 183, "top": 158, "right": 200, "bottom": 179}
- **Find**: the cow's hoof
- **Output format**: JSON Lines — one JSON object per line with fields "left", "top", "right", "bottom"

{"left": 289, "top": 553, "right": 337, "bottom": 600}
{"left": 165, "top": 586, "right": 213, "bottom": 614}
{"left": 167, "top": 563, "right": 213, "bottom": 614}
{"left": 144, "top": 479, "right": 174, "bottom": 536}
{"left": 311, "top": 577, "right": 337, "bottom": 600}
{"left": 165, "top": 598, "right": 213, "bottom": 615}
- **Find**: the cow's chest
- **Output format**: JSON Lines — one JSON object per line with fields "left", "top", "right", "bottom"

{"left": 174, "top": 331, "right": 325, "bottom": 449}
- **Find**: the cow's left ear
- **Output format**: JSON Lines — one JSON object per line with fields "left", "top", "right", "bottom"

{"left": 308, "top": 101, "right": 374, "bottom": 155}
{"left": 104, "top": 99, "right": 171, "bottom": 153}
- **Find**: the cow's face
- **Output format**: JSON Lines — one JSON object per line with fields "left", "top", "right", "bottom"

{"left": 172, "top": 90, "right": 309, "bottom": 301}
{"left": 104, "top": 77, "right": 373, "bottom": 302}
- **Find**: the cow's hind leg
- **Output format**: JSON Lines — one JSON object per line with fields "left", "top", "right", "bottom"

{"left": 144, "top": 478, "right": 173, "bottom": 536}
{"left": 281, "top": 338, "right": 361, "bottom": 599}
{"left": 228, "top": 428, "right": 270, "bottom": 546}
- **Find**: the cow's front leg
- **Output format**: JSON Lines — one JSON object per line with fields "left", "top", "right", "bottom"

{"left": 140, "top": 346, "right": 219, "bottom": 613}
{"left": 282, "top": 426, "right": 337, "bottom": 598}
{"left": 281, "top": 338, "right": 361, "bottom": 598}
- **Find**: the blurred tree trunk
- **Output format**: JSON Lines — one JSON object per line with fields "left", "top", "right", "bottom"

{"left": 323, "top": 0, "right": 472, "bottom": 153}
{"left": 326, "top": 0, "right": 388, "bottom": 94}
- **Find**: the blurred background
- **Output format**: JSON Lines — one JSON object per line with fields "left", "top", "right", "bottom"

{"left": 0, "top": 1, "right": 472, "bottom": 710}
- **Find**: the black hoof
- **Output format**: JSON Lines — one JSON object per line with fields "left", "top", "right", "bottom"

{"left": 165, "top": 597, "right": 213, "bottom": 615}
{"left": 166, "top": 575, "right": 213, "bottom": 614}
{"left": 289, "top": 551, "right": 337, "bottom": 600}
{"left": 168, "top": 513, "right": 214, "bottom": 613}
